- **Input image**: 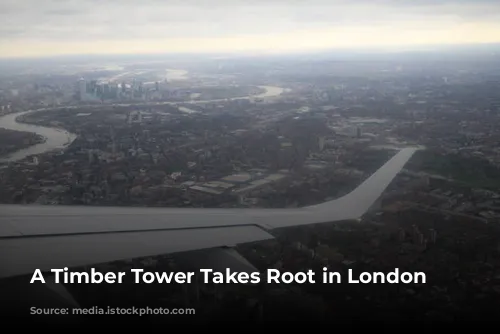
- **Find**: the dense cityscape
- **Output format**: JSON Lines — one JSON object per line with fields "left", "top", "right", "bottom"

{"left": 2, "top": 50, "right": 500, "bottom": 322}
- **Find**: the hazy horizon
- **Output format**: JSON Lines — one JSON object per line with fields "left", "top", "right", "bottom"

{"left": 1, "top": 0, "right": 500, "bottom": 58}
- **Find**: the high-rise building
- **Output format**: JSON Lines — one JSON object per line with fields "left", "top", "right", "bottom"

{"left": 78, "top": 78, "right": 86, "bottom": 101}
{"left": 96, "top": 85, "right": 103, "bottom": 96}
{"left": 90, "top": 80, "right": 97, "bottom": 93}
{"left": 103, "top": 84, "right": 110, "bottom": 96}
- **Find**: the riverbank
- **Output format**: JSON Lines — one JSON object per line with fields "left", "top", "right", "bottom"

{"left": 0, "top": 128, "right": 46, "bottom": 157}
{"left": 0, "top": 110, "right": 78, "bottom": 163}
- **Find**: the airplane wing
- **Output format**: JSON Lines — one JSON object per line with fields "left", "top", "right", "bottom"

{"left": 0, "top": 147, "right": 417, "bottom": 280}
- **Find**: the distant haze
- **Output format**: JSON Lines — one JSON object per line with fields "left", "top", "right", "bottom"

{"left": 1, "top": 0, "right": 500, "bottom": 58}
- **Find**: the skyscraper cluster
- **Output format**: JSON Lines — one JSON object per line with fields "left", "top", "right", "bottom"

{"left": 78, "top": 78, "right": 164, "bottom": 102}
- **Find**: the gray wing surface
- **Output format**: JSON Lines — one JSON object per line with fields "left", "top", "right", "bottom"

{"left": 0, "top": 147, "right": 417, "bottom": 279}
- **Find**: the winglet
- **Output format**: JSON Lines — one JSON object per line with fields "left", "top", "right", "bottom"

{"left": 307, "top": 147, "right": 418, "bottom": 222}
{"left": 262, "top": 147, "right": 418, "bottom": 229}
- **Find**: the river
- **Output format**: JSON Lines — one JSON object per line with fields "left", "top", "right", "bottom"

{"left": 0, "top": 78, "right": 284, "bottom": 163}
{"left": 0, "top": 110, "right": 77, "bottom": 163}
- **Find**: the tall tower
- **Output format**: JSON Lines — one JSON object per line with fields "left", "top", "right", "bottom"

{"left": 356, "top": 127, "right": 361, "bottom": 138}
{"left": 78, "top": 78, "right": 86, "bottom": 101}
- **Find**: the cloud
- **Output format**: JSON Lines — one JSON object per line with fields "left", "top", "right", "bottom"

{"left": 1, "top": 0, "right": 499, "bottom": 40}
{"left": 43, "top": 8, "right": 86, "bottom": 16}
{"left": 1, "top": 0, "right": 500, "bottom": 56}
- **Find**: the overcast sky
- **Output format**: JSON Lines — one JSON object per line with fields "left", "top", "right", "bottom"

{"left": 1, "top": 0, "right": 500, "bottom": 58}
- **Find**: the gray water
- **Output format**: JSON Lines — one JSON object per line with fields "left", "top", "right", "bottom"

{"left": 0, "top": 110, "right": 77, "bottom": 163}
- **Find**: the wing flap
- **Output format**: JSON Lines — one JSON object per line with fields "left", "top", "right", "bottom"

{"left": 0, "top": 226, "right": 274, "bottom": 279}
{"left": 0, "top": 205, "right": 297, "bottom": 237}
